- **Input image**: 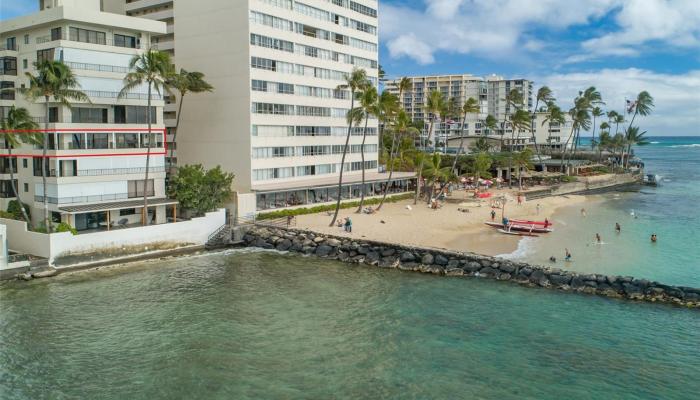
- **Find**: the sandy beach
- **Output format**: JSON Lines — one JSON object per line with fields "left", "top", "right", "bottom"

{"left": 294, "top": 188, "right": 588, "bottom": 256}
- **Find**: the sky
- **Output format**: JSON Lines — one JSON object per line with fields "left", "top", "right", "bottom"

{"left": 2, "top": 0, "right": 699, "bottom": 135}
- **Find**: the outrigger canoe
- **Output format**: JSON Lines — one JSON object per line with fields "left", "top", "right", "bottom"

{"left": 484, "top": 221, "right": 553, "bottom": 233}
{"left": 497, "top": 229, "right": 539, "bottom": 237}
{"left": 509, "top": 219, "right": 553, "bottom": 226}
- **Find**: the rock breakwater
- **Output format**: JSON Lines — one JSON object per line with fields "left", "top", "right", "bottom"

{"left": 242, "top": 227, "right": 700, "bottom": 308}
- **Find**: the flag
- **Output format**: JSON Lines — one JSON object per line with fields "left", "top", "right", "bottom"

{"left": 626, "top": 100, "right": 636, "bottom": 113}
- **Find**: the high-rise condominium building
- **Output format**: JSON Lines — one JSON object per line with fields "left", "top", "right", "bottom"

{"left": 0, "top": 0, "right": 174, "bottom": 231}
{"left": 104, "top": 0, "right": 178, "bottom": 168}
{"left": 108, "top": 0, "right": 414, "bottom": 215}
{"left": 386, "top": 74, "right": 538, "bottom": 148}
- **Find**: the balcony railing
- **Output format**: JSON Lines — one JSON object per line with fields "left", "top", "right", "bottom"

{"left": 64, "top": 61, "right": 128, "bottom": 74}
{"left": 83, "top": 90, "right": 162, "bottom": 100}
{"left": 36, "top": 35, "right": 144, "bottom": 49}
{"left": 0, "top": 45, "right": 18, "bottom": 51}
{"left": 35, "top": 193, "right": 129, "bottom": 204}
{"left": 48, "top": 166, "right": 166, "bottom": 177}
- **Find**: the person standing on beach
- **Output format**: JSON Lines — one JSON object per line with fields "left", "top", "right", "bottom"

{"left": 565, "top": 248, "right": 572, "bottom": 261}
{"left": 491, "top": 209, "right": 496, "bottom": 221}
{"left": 596, "top": 233, "right": 601, "bottom": 243}
{"left": 345, "top": 217, "right": 352, "bottom": 233}
{"left": 536, "top": 203, "right": 541, "bottom": 215}
{"left": 517, "top": 195, "right": 523, "bottom": 205}
{"left": 615, "top": 223, "right": 621, "bottom": 233}
{"left": 581, "top": 208, "right": 587, "bottom": 217}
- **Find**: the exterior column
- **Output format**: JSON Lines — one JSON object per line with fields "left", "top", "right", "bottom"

{"left": 107, "top": 210, "right": 110, "bottom": 231}
{"left": 172, "top": 204, "right": 176, "bottom": 222}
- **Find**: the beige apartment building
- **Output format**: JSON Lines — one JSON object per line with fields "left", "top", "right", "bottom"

{"left": 106, "top": 0, "right": 414, "bottom": 215}
{"left": 0, "top": 0, "right": 175, "bottom": 231}
{"left": 387, "top": 74, "right": 534, "bottom": 146}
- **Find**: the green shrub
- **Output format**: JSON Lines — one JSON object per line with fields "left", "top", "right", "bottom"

{"left": 55, "top": 222, "right": 78, "bottom": 235}
{"left": 6, "top": 200, "right": 30, "bottom": 220}
{"left": 257, "top": 193, "right": 414, "bottom": 220}
{"left": 560, "top": 175, "right": 577, "bottom": 183}
{"left": 0, "top": 210, "right": 16, "bottom": 220}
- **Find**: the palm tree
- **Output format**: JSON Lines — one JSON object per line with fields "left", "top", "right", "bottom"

{"left": 0, "top": 106, "right": 41, "bottom": 227}
{"left": 472, "top": 152, "right": 493, "bottom": 184}
{"left": 590, "top": 106, "right": 604, "bottom": 150}
{"left": 423, "top": 152, "right": 453, "bottom": 202}
{"left": 500, "top": 89, "right": 523, "bottom": 151}
{"left": 378, "top": 109, "right": 417, "bottom": 211}
{"left": 614, "top": 113, "right": 625, "bottom": 136}
{"left": 119, "top": 49, "right": 173, "bottom": 226}
{"left": 513, "top": 148, "right": 534, "bottom": 190}
{"left": 329, "top": 68, "right": 368, "bottom": 227}
{"left": 414, "top": 89, "right": 444, "bottom": 204}
{"left": 571, "top": 87, "right": 603, "bottom": 160}
{"left": 624, "top": 91, "right": 654, "bottom": 168}
{"left": 484, "top": 114, "right": 498, "bottom": 137}
{"left": 165, "top": 68, "right": 213, "bottom": 173}
{"left": 507, "top": 109, "right": 531, "bottom": 188}
{"left": 450, "top": 97, "right": 479, "bottom": 173}
{"left": 22, "top": 60, "right": 90, "bottom": 232}
{"left": 542, "top": 103, "right": 566, "bottom": 155}
{"left": 355, "top": 85, "right": 378, "bottom": 213}
{"left": 441, "top": 96, "right": 459, "bottom": 153}
{"left": 624, "top": 126, "right": 650, "bottom": 167}
{"left": 598, "top": 122, "right": 610, "bottom": 162}
{"left": 531, "top": 86, "right": 554, "bottom": 161}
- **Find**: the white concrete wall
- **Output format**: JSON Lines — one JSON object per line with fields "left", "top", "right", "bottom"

{"left": 1, "top": 208, "right": 225, "bottom": 264}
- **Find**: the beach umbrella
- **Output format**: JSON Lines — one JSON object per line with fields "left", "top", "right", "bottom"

{"left": 483, "top": 179, "right": 493, "bottom": 185}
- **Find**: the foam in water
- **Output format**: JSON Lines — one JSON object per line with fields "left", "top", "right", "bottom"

{"left": 497, "top": 237, "right": 536, "bottom": 259}
{"left": 669, "top": 143, "right": 700, "bottom": 148}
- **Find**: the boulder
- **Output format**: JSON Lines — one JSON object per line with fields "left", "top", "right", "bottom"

{"left": 434, "top": 254, "right": 449, "bottom": 266}
{"left": 400, "top": 251, "right": 416, "bottom": 262}
{"left": 446, "top": 268, "right": 464, "bottom": 276}
{"left": 337, "top": 252, "right": 350, "bottom": 261}
{"left": 290, "top": 242, "right": 303, "bottom": 252}
{"left": 570, "top": 276, "right": 586, "bottom": 290}
{"left": 497, "top": 273, "right": 512, "bottom": 281}
{"left": 366, "top": 251, "right": 381, "bottom": 264}
{"left": 302, "top": 246, "right": 315, "bottom": 254}
{"left": 398, "top": 262, "right": 418, "bottom": 271}
{"left": 315, "top": 245, "right": 333, "bottom": 257}
{"left": 313, "top": 236, "right": 325, "bottom": 243}
{"left": 447, "top": 259, "right": 461, "bottom": 269}
{"left": 326, "top": 238, "right": 341, "bottom": 247}
{"left": 529, "top": 270, "right": 548, "bottom": 286}
{"left": 19, "top": 272, "right": 32, "bottom": 281}
{"left": 275, "top": 239, "right": 292, "bottom": 251}
{"left": 479, "top": 267, "right": 499, "bottom": 276}
{"left": 463, "top": 262, "right": 482, "bottom": 273}
{"left": 421, "top": 253, "right": 434, "bottom": 265}
{"left": 381, "top": 248, "right": 396, "bottom": 257}
{"left": 357, "top": 246, "right": 370, "bottom": 255}
{"left": 498, "top": 263, "right": 515, "bottom": 273}
{"left": 548, "top": 274, "right": 571, "bottom": 286}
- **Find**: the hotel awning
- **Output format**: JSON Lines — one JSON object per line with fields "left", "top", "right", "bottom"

{"left": 58, "top": 198, "right": 178, "bottom": 214}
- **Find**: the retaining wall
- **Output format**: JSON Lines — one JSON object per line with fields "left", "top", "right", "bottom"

{"left": 242, "top": 226, "right": 700, "bottom": 308}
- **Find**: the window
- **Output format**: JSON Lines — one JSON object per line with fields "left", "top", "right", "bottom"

{"left": 114, "top": 106, "right": 156, "bottom": 124}
{"left": 36, "top": 49, "right": 55, "bottom": 63}
{"left": 128, "top": 179, "right": 154, "bottom": 198}
{"left": 251, "top": 57, "right": 276, "bottom": 71}
{"left": 252, "top": 102, "right": 294, "bottom": 115}
{"left": 24, "top": 183, "right": 28, "bottom": 192}
{"left": 22, "top": 159, "right": 28, "bottom": 168}
{"left": 85, "top": 133, "right": 110, "bottom": 149}
{"left": 49, "top": 107, "right": 58, "bottom": 123}
{"left": 0, "top": 180, "right": 18, "bottom": 198}
{"left": 120, "top": 208, "right": 136, "bottom": 216}
{"left": 5, "top": 37, "right": 16, "bottom": 51}
{"left": 0, "top": 82, "right": 14, "bottom": 100}
{"left": 22, "top": 59, "right": 27, "bottom": 69}
{"left": 114, "top": 34, "right": 137, "bottom": 48}
{"left": 51, "top": 27, "right": 62, "bottom": 41}
{"left": 71, "top": 107, "right": 107, "bottom": 123}
{"left": 24, "top": 34, "right": 30, "bottom": 45}
{"left": 0, "top": 57, "right": 17, "bottom": 75}
{"left": 115, "top": 133, "right": 139, "bottom": 148}
{"left": 59, "top": 160, "right": 77, "bottom": 177}
{"left": 250, "top": 34, "right": 294, "bottom": 52}
{"left": 251, "top": 79, "right": 267, "bottom": 92}
{"left": 69, "top": 27, "right": 106, "bottom": 45}
{"left": 277, "top": 83, "right": 294, "bottom": 94}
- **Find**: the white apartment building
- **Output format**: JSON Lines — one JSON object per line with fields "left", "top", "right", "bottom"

{"left": 0, "top": 0, "right": 174, "bottom": 231}
{"left": 386, "top": 74, "right": 534, "bottom": 149}
{"left": 130, "top": 0, "right": 413, "bottom": 214}
{"left": 104, "top": 0, "right": 179, "bottom": 168}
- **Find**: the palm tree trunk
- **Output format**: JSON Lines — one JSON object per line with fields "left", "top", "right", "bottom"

{"left": 42, "top": 96, "right": 50, "bottom": 233}
{"left": 530, "top": 100, "right": 543, "bottom": 163}
{"left": 559, "top": 124, "right": 577, "bottom": 173}
{"left": 414, "top": 118, "right": 433, "bottom": 205}
{"left": 329, "top": 93, "right": 355, "bottom": 227}
{"left": 591, "top": 115, "right": 597, "bottom": 150}
{"left": 435, "top": 111, "right": 468, "bottom": 201}
{"left": 377, "top": 131, "right": 397, "bottom": 211}
{"left": 168, "top": 91, "right": 185, "bottom": 174}
{"left": 355, "top": 116, "right": 369, "bottom": 213}
{"left": 8, "top": 148, "right": 31, "bottom": 228}
{"left": 143, "top": 83, "right": 152, "bottom": 226}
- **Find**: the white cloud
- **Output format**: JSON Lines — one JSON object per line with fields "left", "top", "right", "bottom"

{"left": 381, "top": 0, "right": 700, "bottom": 66}
{"left": 582, "top": 0, "right": 700, "bottom": 57}
{"left": 380, "top": 0, "right": 621, "bottom": 65}
{"left": 534, "top": 69, "right": 700, "bottom": 135}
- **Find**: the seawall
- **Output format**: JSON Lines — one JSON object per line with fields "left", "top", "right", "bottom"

{"left": 242, "top": 226, "right": 700, "bottom": 309}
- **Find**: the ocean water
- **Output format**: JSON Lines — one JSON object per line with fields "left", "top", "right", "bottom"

{"left": 1, "top": 250, "right": 699, "bottom": 400}
{"left": 513, "top": 136, "right": 700, "bottom": 287}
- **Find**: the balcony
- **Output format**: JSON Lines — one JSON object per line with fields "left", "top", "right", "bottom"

{"left": 64, "top": 61, "right": 128, "bottom": 74}
{"left": 83, "top": 90, "right": 162, "bottom": 101}
{"left": 47, "top": 166, "right": 166, "bottom": 178}
{"left": 36, "top": 193, "right": 129, "bottom": 204}
{"left": 36, "top": 35, "right": 145, "bottom": 50}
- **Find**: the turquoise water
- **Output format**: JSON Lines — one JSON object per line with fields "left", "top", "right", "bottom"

{"left": 516, "top": 136, "right": 700, "bottom": 286}
{"left": 1, "top": 250, "right": 699, "bottom": 399}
